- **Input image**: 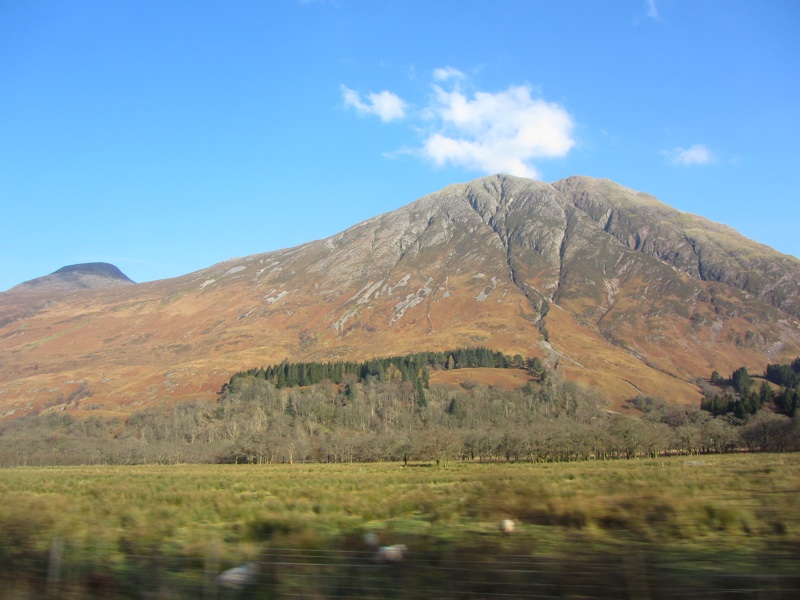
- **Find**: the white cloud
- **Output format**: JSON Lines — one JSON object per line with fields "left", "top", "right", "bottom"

{"left": 432, "top": 66, "right": 465, "bottom": 82}
{"left": 342, "top": 69, "right": 576, "bottom": 178}
{"left": 645, "top": 0, "right": 659, "bottom": 20}
{"left": 666, "top": 144, "right": 714, "bottom": 166}
{"left": 420, "top": 83, "right": 575, "bottom": 178}
{"left": 341, "top": 86, "right": 407, "bottom": 122}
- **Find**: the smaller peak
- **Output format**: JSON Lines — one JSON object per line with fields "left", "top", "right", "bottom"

{"left": 8, "top": 262, "right": 135, "bottom": 294}
{"left": 53, "top": 263, "right": 133, "bottom": 282}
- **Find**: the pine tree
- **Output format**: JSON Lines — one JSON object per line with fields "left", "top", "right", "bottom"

{"left": 758, "top": 380, "right": 775, "bottom": 409}
{"left": 731, "top": 367, "right": 752, "bottom": 396}
{"left": 415, "top": 378, "right": 427, "bottom": 407}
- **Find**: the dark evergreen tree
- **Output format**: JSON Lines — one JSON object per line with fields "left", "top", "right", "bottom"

{"left": 731, "top": 367, "right": 752, "bottom": 396}
{"left": 766, "top": 361, "right": 800, "bottom": 388}
{"left": 775, "top": 387, "right": 800, "bottom": 417}
{"left": 415, "top": 378, "right": 427, "bottom": 407}
{"left": 758, "top": 380, "right": 775, "bottom": 409}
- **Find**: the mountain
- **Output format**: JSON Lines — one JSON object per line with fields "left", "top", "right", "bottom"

{"left": 8, "top": 262, "right": 135, "bottom": 293}
{"left": 1, "top": 175, "right": 799, "bottom": 419}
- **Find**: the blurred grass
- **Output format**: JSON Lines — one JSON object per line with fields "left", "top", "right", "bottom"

{"left": 1, "top": 453, "right": 798, "bottom": 597}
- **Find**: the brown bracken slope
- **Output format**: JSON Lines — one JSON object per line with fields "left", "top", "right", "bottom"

{"left": 2, "top": 175, "right": 799, "bottom": 418}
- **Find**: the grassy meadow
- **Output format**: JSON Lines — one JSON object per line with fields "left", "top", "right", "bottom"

{"left": 2, "top": 454, "right": 799, "bottom": 598}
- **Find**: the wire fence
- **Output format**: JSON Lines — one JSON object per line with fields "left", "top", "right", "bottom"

{"left": 2, "top": 541, "right": 799, "bottom": 599}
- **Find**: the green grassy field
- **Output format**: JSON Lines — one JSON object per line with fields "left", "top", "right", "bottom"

{"left": 2, "top": 454, "right": 799, "bottom": 598}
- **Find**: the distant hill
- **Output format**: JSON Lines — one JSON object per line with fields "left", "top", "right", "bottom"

{"left": 1, "top": 175, "right": 799, "bottom": 418}
{"left": 8, "top": 262, "right": 135, "bottom": 293}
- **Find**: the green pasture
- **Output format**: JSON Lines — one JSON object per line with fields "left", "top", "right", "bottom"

{"left": 1, "top": 454, "right": 799, "bottom": 598}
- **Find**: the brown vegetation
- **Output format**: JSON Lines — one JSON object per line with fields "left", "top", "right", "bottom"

{"left": 2, "top": 174, "right": 800, "bottom": 422}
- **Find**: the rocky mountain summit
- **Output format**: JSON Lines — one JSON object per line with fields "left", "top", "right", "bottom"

{"left": 1, "top": 175, "right": 799, "bottom": 417}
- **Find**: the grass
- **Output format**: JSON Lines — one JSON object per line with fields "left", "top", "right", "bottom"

{"left": 1, "top": 453, "right": 799, "bottom": 598}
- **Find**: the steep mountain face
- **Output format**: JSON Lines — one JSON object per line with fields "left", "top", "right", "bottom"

{"left": 1, "top": 175, "right": 799, "bottom": 418}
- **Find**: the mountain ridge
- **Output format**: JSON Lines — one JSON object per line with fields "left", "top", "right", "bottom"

{"left": 1, "top": 174, "right": 798, "bottom": 418}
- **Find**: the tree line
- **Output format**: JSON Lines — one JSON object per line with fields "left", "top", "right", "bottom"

{"left": 225, "top": 347, "right": 541, "bottom": 392}
{"left": 0, "top": 349, "right": 797, "bottom": 467}
{"left": 701, "top": 358, "right": 800, "bottom": 419}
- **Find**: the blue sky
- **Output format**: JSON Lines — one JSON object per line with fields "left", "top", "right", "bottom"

{"left": 1, "top": 1, "right": 798, "bottom": 291}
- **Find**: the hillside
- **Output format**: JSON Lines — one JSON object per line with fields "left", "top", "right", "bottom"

{"left": 1, "top": 175, "right": 799, "bottom": 418}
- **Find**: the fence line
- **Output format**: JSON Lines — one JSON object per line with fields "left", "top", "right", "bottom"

{"left": 2, "top": 541, "right": 799, "bottom": 599}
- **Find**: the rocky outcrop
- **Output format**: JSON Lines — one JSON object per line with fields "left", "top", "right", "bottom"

{"left": 553, "top": 176, "right": 800, "bottom": 319}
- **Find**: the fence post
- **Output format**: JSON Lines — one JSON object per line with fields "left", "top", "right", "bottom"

{"left": 623, "top": 548, "right": 651, "bottom": 600}
{"left": 47, "top": 538, "right": 63, "bottom": 598}
{"left": 204, "top": 541, "right": 220, "bottom": 600}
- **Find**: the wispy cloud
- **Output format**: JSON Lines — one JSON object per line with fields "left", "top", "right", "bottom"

{"left": 432, "top": 66, "right": 466, "bottom": 82}
{"left": 665, "top": 144, "right": 714, "bottom": 166}
{"left": 645, "top": 0, "right": 659, "bottom": 20}
{"left": 343, "top": 69, "right": 576, "bottom": 178}
{"left": 341, "top": 86, "right": 407, "bottom": 122}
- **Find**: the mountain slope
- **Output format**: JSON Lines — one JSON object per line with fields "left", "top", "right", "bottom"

{"left": 1, "top": 175, "right": 798, "bottom": 418}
